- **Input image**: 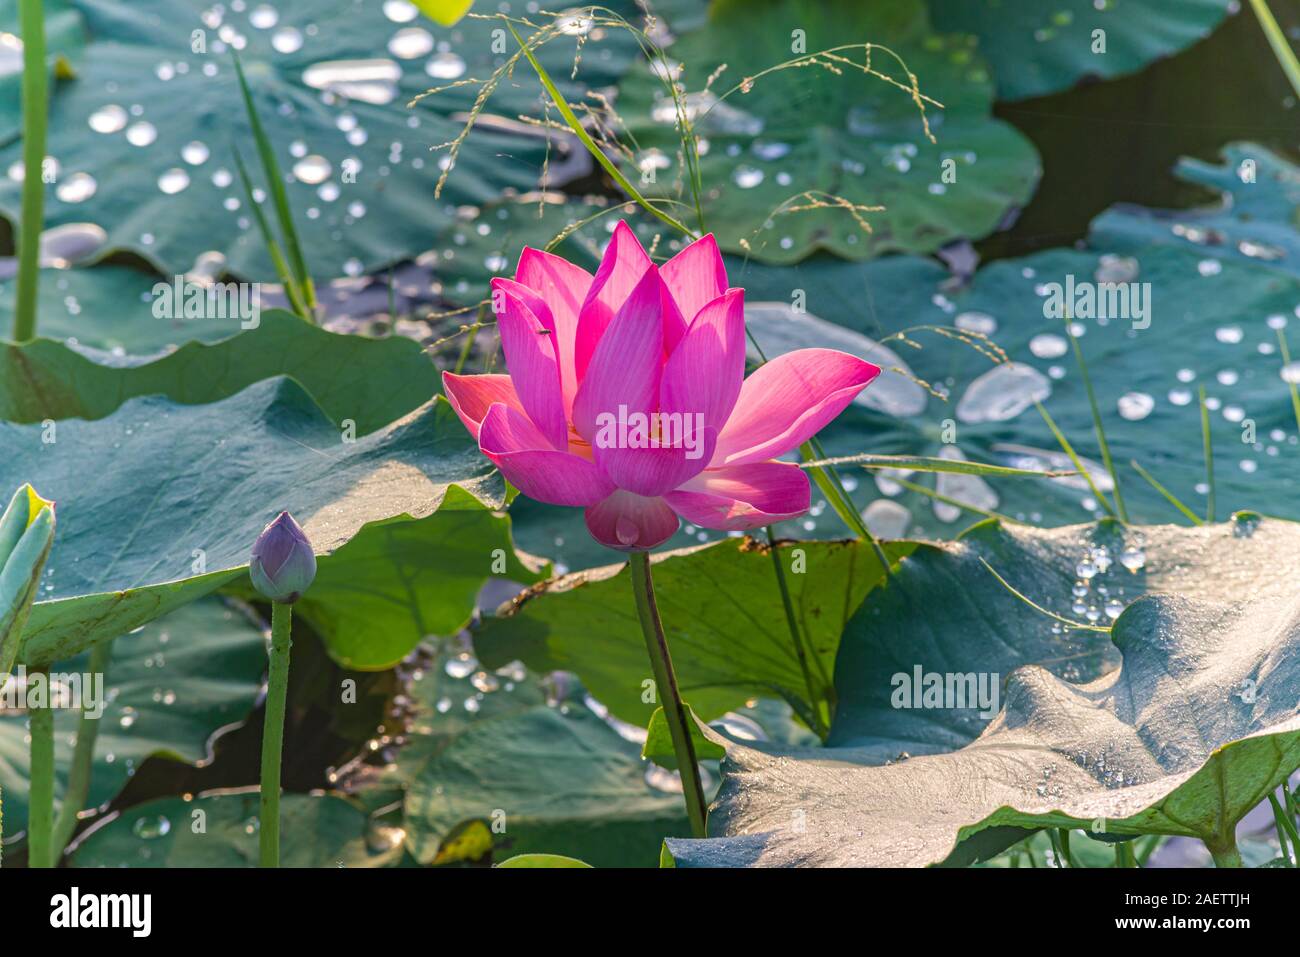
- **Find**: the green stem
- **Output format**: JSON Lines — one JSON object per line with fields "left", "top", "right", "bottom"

{"left": 765, "top": 529, "right": 828, "bottom": 738}
{"left": 628, "top": 552, "right": 707, "bottom": 838}
{"left": 1067, "top": 325, "right": 1127, "bottom": 521}
{"left": 1057, "top": 828, "right": 1074, "bottom": 868}
{"left": 51, "top": 639, "right": 112, "bottom": 854}
{"left": 1248, "top": 0, "right": 1300, "bottom": 98}
{"left": 801, "top": 437, "right": 892, "bottom": 573}
{"left": 1268, "top": 792, "right": 1299, "bottom": 866}
{"left": 1207, "top": 837, "right": 1243, "bottom": 868}
{"left": 13, "top": 0, "right": 49, "bottom": 343}
{"left": 233, "top": 55, "right": 317, "bottom": 314}
{"left": 1114, "top": 841, "right": 1136, "bottom": 868}
{"left": 1130, "top": 459, "right": 1203, "bottom": 526}
{"left": 1199, "top": 384, "right": 1215, "bottom": 523}
{"left": 27, "top": 664, "right": 54, "bottom": 867}
{"left": 1035, "top": 400, "right": 1116, "bottom": 519}
{"left": 1275, "top": 329, "right": 1300, "bottom": 434}
{"left": 259, "top": 602, "right": 293, "bottom": 867}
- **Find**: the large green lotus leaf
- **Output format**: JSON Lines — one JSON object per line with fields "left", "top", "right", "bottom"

{"left": 774, "top": 241, "right": 1300, "bottom": 536}
{"left": 928, "top": 0, "right": 1234, "bottom": 102}
{"left": 0, "top": 597, "right": 265, "bottom": 846}
{"left": 70, "top": 789, "right": 400, "bottom": 867}
{"left": 0, "top": 0, "right": 87, "bottom": 141}
{"left": 385, "top": 646, "right": 686, "bottom": 867}
{"left": 478, "top": 537, "right": 912, "bottom": 727}
{"left": 664, "top": 518, "right": 1300, "bottom": 867}
{"left": 1090, "top": 143, "right": 1300, "bottom": 278}
{"left": 0, "top": 0, "right": 638, "bottom": 280}
{"left": 616, "top": 0, "right": 1040, "bottom": 263}
{"left": 0, "top": 308, "right": 439, "bottom": 434}
{"left": 0, "top": 376, "right": 536, "bottom": 668}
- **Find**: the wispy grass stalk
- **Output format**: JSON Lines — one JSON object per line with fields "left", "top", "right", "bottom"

{"left": 1034, "top": 400, "right": 1116, "bottom": 519}
{"left": 233, "top": 55, "right": 318, "bottom": 319}
{"left": 1066, "top": 322, "right": 1126, "bottom": 521}
{"left": 232, "top": 145, "right": 310, "bottom": 320}
{"left": 1275, "top": 329, "right": 1300, "bottom": 434}
{"left": 1130, "top": 459, "right": 1202, "bottom": 525}
{"left": 979, "top": 558, "right": 1112, "bottom": 633}
{"left": 1199, "top": 384, "right": 1215, "bottom": 522}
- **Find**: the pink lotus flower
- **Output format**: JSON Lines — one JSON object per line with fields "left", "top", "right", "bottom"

{"left": 442, "top": 222, "right": 880, "bottom": 551}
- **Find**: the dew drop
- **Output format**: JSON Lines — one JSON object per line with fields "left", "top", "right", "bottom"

{"left": 303, "top": 58, "right": 400, "bottom": 104}
{"left": 1028, "top": 332, "right": 1068, "bottom": 359}
{"left": 271, "top": 26, "right": 304, "bottom": 54}
{"left": 291, "top": 154, "right": 332, "bottom": 185}
{"left": 1095, "top": 254, "right": 1139, "bottom": 284}
{"left": 383, "top": 0, "right": 419, "bottom": 22}
{"left": 732, "top": 165, "right": 764, "bottom": 189}
{"left": 157, "top": 167, "right": 191, "bottom": 194}
{"left": 56, "top": 172, "right": 97, "bottom": 204}
{"left": 956, "top": 363, "right": 1051, "bottom": 423}
{"left": 131, "top": 815, "right": 172, "bottom": 839}
{"left": 88, "top": 104, "right": 128, "bottom": 134}
{"left": 0, "top": 31, "right": 23, "bottom": 79}
{"left": 425, "top": 51, "right": 467, "bottom": 80}
{"left": 444, "top": 653, "right": 478, "bottom": 679}
{"left": 388, "top": 26, "right": 433, "bottom": 59}
{"left": 249, "top": 4, "right": 279, "bottom": 28}
{"left": 1116, "top": 391, "right": 1154, "bottom": 421}
{"left": 1119, "top": 547, "right": 1146, "bottom": 573}
{"left": 181, "top": 140, "right": 210, "bottom": 165}
{"left": 954, "top": 311, "right": 997, "bottom": 335}
{"left": 126, "top": 121, "right": 158, "bottom": 147}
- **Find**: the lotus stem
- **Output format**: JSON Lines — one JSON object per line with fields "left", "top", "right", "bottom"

{"left": 13, "top": 0, "right": 48, "bottom": 343}
{"left": 1206, "top": 834, "right": 1242, "bottom": 868}
{"left": 259, "top": 602, "right": 293, "bottom": 866}
{"left": 1248, "top": 0, "right": 1300, "bottom": 99}
{"left": 51, "top": 639, "right": 112, "bottom": 854}
{"left": 628, "top": 551, "right": 707, "bottom": 838}
{"left": 27, "top": 664, "right": 54, "bottom": 867}
{"left": 765, "top": 529, "right": 828, "bottom": 738}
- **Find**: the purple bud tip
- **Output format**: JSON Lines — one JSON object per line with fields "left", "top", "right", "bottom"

{"left": 249, "top": 511, "right": 316, "bottom": 604}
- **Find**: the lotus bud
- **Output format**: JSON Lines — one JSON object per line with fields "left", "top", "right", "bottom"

{"left": 0, "top": 485, "right": 57, "bottom": 676}
{"left": 249, "top": 511, "right": 316, "bottom": 604}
